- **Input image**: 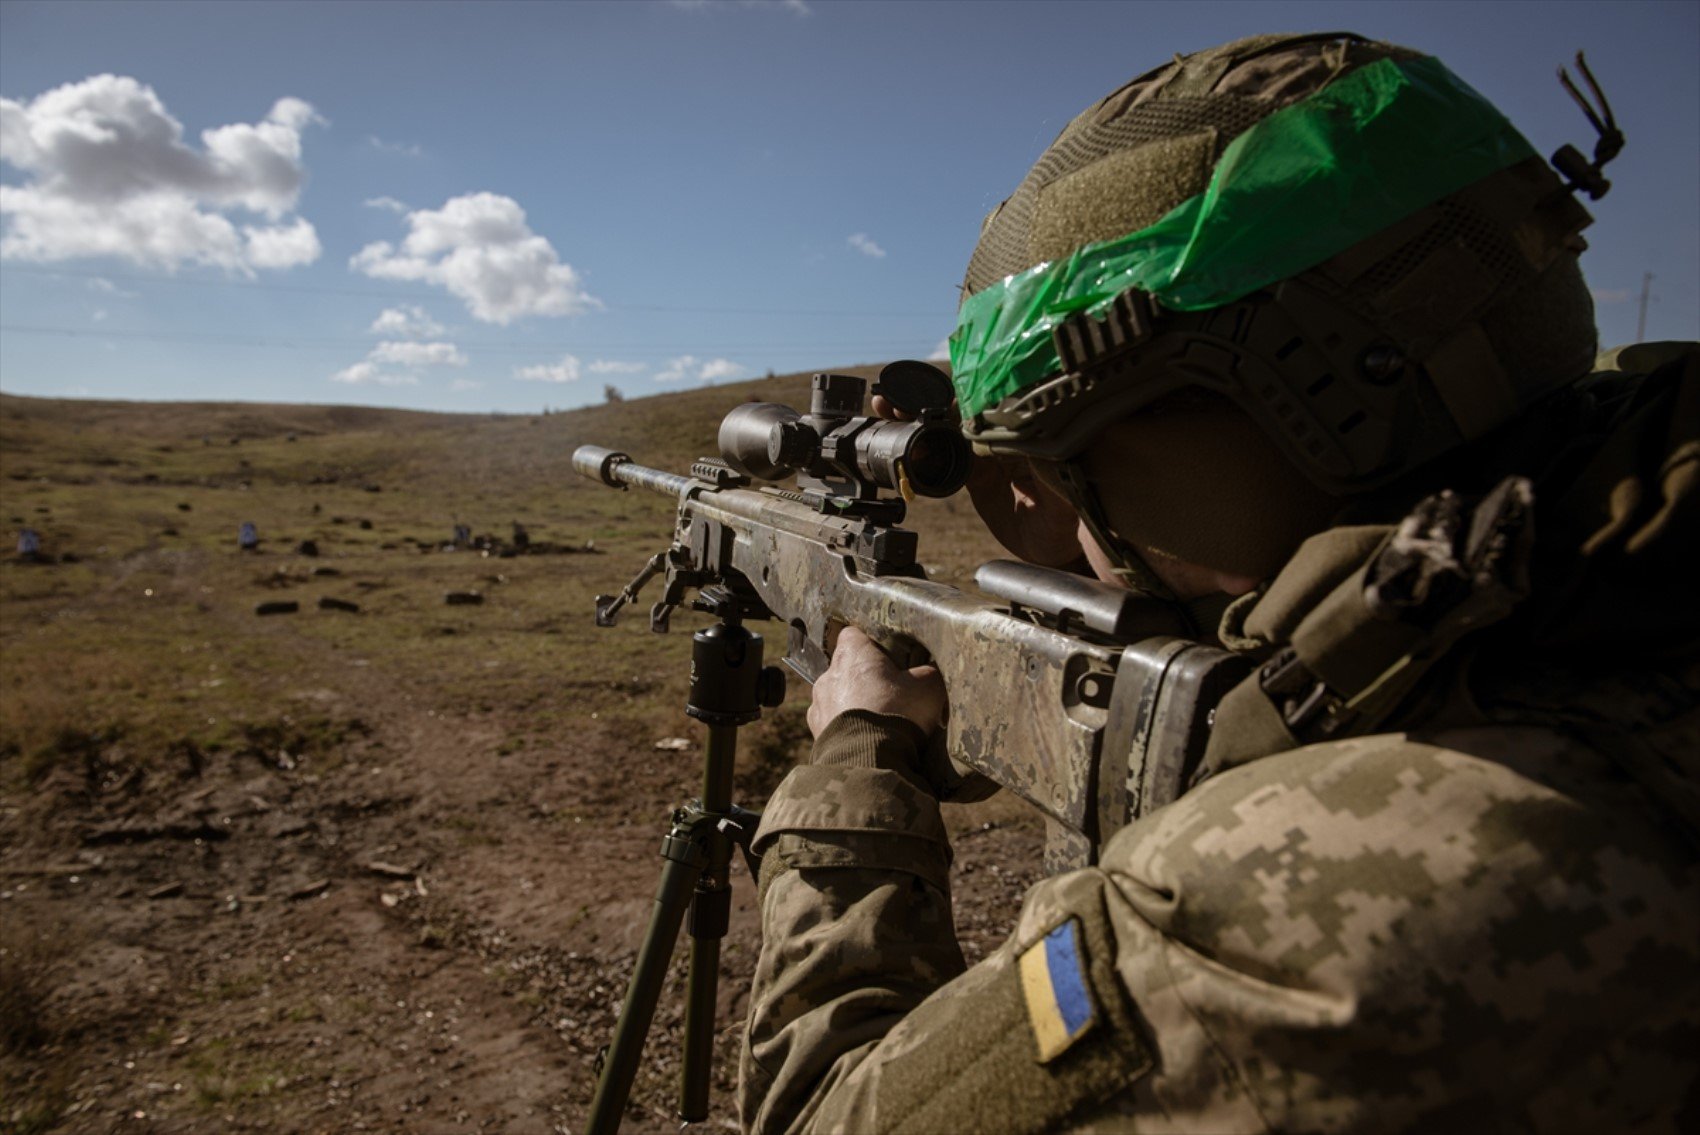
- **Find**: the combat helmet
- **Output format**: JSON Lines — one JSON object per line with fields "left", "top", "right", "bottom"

{"left": 949, "top": 33, "right": 1620, "bottom": 591}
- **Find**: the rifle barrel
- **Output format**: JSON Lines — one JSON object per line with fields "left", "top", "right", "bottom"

{"left": 572, "top": 445, "right": 694, "bottom": 497}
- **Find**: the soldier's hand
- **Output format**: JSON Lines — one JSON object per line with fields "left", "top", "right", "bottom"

{"left": 870, "top": 394, "right": 1083, "bottom": 569}
{"left": 808, "top": 627, "right": 946, "bottom": 739}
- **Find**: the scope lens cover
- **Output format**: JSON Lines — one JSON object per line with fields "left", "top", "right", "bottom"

{"left": 876, "top": 360, "right": 956, "bottom": 418}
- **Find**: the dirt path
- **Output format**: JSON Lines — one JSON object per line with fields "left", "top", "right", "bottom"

{"left": 2, "top": 599, "right": 1042, "bottom": 1135}
{"left": 1, "top": 384, "right": 1042, "bottom": 1133}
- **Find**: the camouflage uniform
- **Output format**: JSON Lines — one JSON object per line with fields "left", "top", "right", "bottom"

{"left": 738, "top": 344, "right": 1700, "bottom": 1132}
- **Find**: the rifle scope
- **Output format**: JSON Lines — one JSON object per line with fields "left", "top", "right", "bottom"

{"left": 718, "top": 371, "right": 972, "bottom": 499}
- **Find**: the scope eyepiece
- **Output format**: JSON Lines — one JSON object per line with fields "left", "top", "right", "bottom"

{"left": 853, "top": 417, "right": 971, "bottom": 498}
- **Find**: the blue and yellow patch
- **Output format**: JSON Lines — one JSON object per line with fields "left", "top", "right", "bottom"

{"left": 1018, "top": 917, "right": 1098, "bottom": 1063}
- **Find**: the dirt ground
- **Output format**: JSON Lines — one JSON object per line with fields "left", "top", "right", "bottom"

{"left": 0, "top": 384, "right": 1045, "bottom": 1134}
{"left": 1, "top": 613, "right": 1043, "bottom": 1134}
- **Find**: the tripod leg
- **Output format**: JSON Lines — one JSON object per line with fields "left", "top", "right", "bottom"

{"left": 678, "top": 719, "right": 739, "bottom": 1121}
{"left": 679, "top": 925, "right": 723, "bottom": 1120}
{"left": 585, "top": 616, "right": 773, "bottom": 1132}
{"left": 679, "top": 873, "right": 731, "bottom": 1120}
{"left": 585, "top": 840, "right": 703, "bottom": 1135}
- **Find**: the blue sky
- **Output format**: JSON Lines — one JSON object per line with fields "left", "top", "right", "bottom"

{"left": 1, "top": 0, "right": 1695, "bottom": 413}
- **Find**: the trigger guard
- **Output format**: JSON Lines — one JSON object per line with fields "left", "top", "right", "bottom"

{"left": 875, "top": 633, "right": 931, "bottom": 672}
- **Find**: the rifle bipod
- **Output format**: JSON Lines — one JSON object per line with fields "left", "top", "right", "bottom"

{"left": 585, "top": 604, "right": 784, "bottom": 1134}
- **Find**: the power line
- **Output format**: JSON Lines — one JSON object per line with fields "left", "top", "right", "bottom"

{"left": 0, "top": 322, "right": 941, "bottom": 358}
{"left": 0, "top": 264, "right": 946, "bottom": 320}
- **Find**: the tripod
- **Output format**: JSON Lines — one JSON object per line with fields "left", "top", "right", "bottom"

{"left": 585, "top": 594, "right": 783, "bottom": 1134}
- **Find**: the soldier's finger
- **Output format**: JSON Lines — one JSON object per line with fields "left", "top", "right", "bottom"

{"left": 834, "top": 625, "right": 873, "bottom": 657}
{"left": 869, "top": 394, "right": 914, "bottom": 422}
{"left": 835, "top": 626, "right": 894, "bottom": 668}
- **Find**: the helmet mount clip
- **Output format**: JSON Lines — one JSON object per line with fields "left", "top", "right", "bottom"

{"left": 1550, "top": 52, "right": 1623, "bottom": 201}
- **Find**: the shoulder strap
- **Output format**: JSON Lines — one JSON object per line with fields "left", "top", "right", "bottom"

{"left": 1201, "top": 476, "right": 1536, "bottom": 776}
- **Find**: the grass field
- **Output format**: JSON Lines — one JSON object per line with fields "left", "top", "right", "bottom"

{"left": 0, "top": 371, "right": 1038, "bottom": 1134}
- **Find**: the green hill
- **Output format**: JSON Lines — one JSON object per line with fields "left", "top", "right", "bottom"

{"left": 0, "top": 362, "right": 1000, "bottom": 793}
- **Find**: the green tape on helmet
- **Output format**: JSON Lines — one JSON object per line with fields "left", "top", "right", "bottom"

{"left": 950, "top": 56, "right": 1536, "bottom": 420}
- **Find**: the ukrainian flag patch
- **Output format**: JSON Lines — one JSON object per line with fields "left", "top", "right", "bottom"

{"left": 1018, "top": 917, "right": 1098, "bottom": 1063}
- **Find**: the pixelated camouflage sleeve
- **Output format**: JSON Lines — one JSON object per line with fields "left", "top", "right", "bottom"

{"left": 742, "top": 720, "right": 1700, "bottom": 1134}
{"left": 738, "top": 710, "right": 966, "bottom": 1134}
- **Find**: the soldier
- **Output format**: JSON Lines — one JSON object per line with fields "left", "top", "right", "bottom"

{"left": 739, "top": 34, "right": 1698, "bottom": 1132}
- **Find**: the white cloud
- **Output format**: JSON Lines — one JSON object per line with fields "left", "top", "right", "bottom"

{"left": 333, "top": 316, "right": 466, "bottom": 385}
{"left": 368, "top": 305, "right": 445, "bottom": 338}
{"left": 333, "top": 361, "right": 376, "bottom": 384}
{"left": 243, "top": 216, "right": 321, "bottom": 268}
{"left": 929, "top": 336, "right": 951, "bottom": 362}
{"left": 654, "top": 357, "right": 693, "bottom": 382}
{"left": 331, "top": 361, "right": 418, "bottom": 387}
{"left": 350, "top": 192, "right": 597, "bottom": 325}
{"left": 0, "top": 74, "right": 322, "bottom": 272}
{"left": 364, "top": 195, "right": 409, "bottom": 214}
{"left": 848, "top": 232, "right": 886, "bottom": 259}
{"left": 92, "top": 308, "right": 108, "bottom": 322}
{"left": 87, "top": 276, "right": 137, "bottom": 298}
{"left": 655, "top": 354, "right": 744, "bottom": 383}
{"left": 699, "top": 358, "right": 743, "bottom": 381}
{"left": 370, "top": 339, "right": 466, "bottom": 367}
{"left": 515, "top": 354, "right": 582, "bottom": 383}
{"left": 450, "top": 378, "right": 484, "bottom": 392}
{"left": 367, "top": 135, "right": 423, "bottom": 158}
{"left": 588, "top": 359, "right": 644, "bottom": 375}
